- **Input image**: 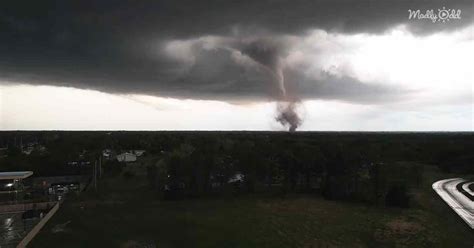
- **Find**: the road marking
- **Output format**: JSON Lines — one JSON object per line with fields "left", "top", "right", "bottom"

{"left": 463, "top": 182, "right": 474, "bottom": 197}
{"left": 433, "top": 178, "right": 474, "bottom": 229}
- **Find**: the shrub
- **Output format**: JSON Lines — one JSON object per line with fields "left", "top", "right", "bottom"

{"left": 122, "top": 171, "right": 135, "bottom": 180}
{"left": 385, "top": 185, "right": 410, "bottom": 208}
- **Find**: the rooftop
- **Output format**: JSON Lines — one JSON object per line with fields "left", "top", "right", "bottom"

{"left": 0, "top": 171, "right": 34, "bottom": 180}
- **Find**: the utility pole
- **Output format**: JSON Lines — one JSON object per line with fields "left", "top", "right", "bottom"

{"left": 93, "top": 160, "right": 97, "bottom": 191}
{"left": 99, "top": 156, "right": 102, "bottom": 178}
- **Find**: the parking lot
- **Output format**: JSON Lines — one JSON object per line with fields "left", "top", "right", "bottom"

{"left": 0, "top": 212, "right": 39, "bottom": 248}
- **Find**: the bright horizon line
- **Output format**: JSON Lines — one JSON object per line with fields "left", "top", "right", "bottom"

{"left": 0, "top": 130, "right": 472, "bottom": 132}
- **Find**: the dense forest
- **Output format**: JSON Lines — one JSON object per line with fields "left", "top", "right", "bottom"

{"left": 0, "top": 131, "right": 472, "bottom": 207}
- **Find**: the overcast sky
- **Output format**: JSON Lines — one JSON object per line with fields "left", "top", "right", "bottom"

{"left": 1, "top": 0, "right": 473, "bottom": 131}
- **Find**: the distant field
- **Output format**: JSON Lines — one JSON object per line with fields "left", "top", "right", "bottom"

{"left": 30, "top": 166, "right": 474, "bottom": 248}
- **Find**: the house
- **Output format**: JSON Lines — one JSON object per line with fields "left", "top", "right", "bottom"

{"left": 116, "top": 152, "right": 137, "bottom": 162}
{"left": 0, "top": 147, "right": 8, "bottom": 158}
{"left": 21, "top": 142, "right": 47, "bottom": 155}
{"left": 67, "top": 161, "right": 91, "bottom": 167}
{"left": 131, "top": 150, "right": 146, "bottom": 157}
{"left": 22, "top": 146, "right": 35, "bottom": 155}
{"left": 0, "top": 171, "right": 33, "bottom": 202}
{"left": 228, "top": 173, "right": 244, "bottom": 183}
{"left": 102, "top": 149, "right": 113, "bottom": 160}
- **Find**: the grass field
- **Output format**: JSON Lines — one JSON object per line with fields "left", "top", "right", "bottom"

{"left": 30, "top": 165, "right": 474, "bottom": 248}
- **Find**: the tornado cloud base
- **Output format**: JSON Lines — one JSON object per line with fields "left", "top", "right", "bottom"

{"left": 275, "top": 102, "right": 301, "bottom": 132}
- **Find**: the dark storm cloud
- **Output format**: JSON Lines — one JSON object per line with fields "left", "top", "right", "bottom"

{"left": 0, "top": 0, "right": 471, "bottom": 102}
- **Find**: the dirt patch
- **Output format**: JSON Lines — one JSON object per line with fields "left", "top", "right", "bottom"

{"left": 257, "top": 198, "right": 328, "bottom": 214}
{"left": 120, "top": 240, "right": 156, "bottom": 248}
{"left": 72, "top": 200, "right": 125, "bottom": 208}
{"left": 51, "top": 220, "right": 71, "bottom": 233}
{"left": 375, "top": 217, "right": 426, "bottom": 245}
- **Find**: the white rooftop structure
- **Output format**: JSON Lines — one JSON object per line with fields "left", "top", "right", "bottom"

{"left": 117, "top": 152, "right": 137, "bottom": 162}
{"left": 132, "top": 150, "right": 146, "bottom": 156}
{"left": 0, "top": 171, "right": 34, "bottom": 180}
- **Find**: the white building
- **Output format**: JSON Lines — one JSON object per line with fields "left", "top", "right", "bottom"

{"left": 131, "top": 150, "right": 146, "bottom": 157}
{"left": 102, "top": 149, "right": 113, "bottom": 159}
{"left": 116, "top": 152, "right": 137, "bottom": 162}
{"left": 21, "top": 142, "right": 47, "bottom": 155}
{"left": 228, "top": 173, "right": 244, "bottom": 183}
{"left": 0, "top": 171, "right": 33, "bottom": 202}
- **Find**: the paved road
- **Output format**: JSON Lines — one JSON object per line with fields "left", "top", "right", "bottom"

{"left": 433, "top": 178, "right": 474, "bottom": 229}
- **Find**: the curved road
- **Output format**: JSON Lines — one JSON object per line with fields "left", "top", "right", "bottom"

{"left": 432, "top": 178, "right": 474, "bottom": 229}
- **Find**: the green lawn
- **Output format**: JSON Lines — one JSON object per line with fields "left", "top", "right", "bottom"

{"left": 31, "top": 167, "right": 474, "bottom": 248}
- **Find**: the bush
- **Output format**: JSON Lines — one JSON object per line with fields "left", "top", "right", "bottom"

{"left": 103, "top": 160, "right": 125, "bottom": 176}
{"left": 385, "top": 185, "right": 410, "bottom": 208}
{"left": 122, "top": 171, "right": 135, "bottom": 180}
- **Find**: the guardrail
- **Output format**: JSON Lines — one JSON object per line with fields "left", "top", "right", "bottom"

{"left": 0, "top": 201, "right": 56, "bottom": 214}
{"left": 16, "top": 201, "right": 60, "bottom": 248}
